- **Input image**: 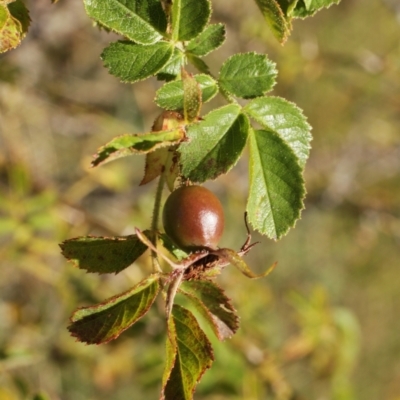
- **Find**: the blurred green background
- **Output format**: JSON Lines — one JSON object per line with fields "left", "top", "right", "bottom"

{"left": 1, "top": 0, "right": 399, "bottom": 399}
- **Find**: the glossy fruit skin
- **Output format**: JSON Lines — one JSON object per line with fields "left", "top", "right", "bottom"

{"left": 162, "top": 185, "right": 224, "bottom": 251}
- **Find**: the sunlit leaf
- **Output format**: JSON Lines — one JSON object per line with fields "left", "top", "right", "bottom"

{"left": 179, "top": 105, "right": 249, "bottom": 182}
{"left": 292, "top": 0, "right": 341, "bottom": 18}
{"left": 182, "top": 70, "right": 202, "bottom": 122}
{"left": 68, "top": 275, "right": 160, "bottom": 344}
{"left": 253, "top": 0, "right": 290, "bottom": 44}
{"left": 0, "top": 0, "right": 30, "bottom": 54}
{"left": 140, "top": 145, "right": 180, "bottom": 190}
{"left": 162, "top": 305, "right": 214, "bottom": 400}
{"left": 83, "top": 0, "right": 167, "bottom": 45}
{"left": 180, "top": 280, "right": 239, "bottom": 340}
{"left": 247, "top": 129, "right": 305, "bottom": 239}
{"left": 140, "top": 111, "right": 184, "bottom": 187}
{"left": 216, "top": 248, "right": 277, "bottom": 278}
{"left": 60, "top": 233, "right": 149, "bottom": 274}
{"left": 171, "top": 0, "right": 211, "bottom": 41}
{"left": 244, "top": 96, "right": 312, "bottom": 167}
{"left": 275, "top": 0, "right": 299, "bottom": 16}
{"left": 91, "top": 127, "right": 185, "bottom": 167}
{"left": 219, "top": 52, "right": 277, "bottom": 99}
{"left": 159, "top": 233, "right": 189, "bottom": 261}
{"left": 155, "top": 74, "right": 218, "bottom": 111}
{"left": 102, "top": 41, "right": 173, "bottom": 83}
{"left": 186, "top": 23, "right": 226, "bottom": 56}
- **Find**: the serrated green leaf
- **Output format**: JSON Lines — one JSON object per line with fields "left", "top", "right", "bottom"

{"left": 0, "top": 6, "right": 7, "bottom": 30}
{"left": 219, "top": 52, "right": 277, "bottom": 99}
{"left": 292, "top": 0, "right": 341, "bottom": 18}
{"left": 171, "top": 0, "right": 211, "bottom": 41}
{"left": 247, "top": 129, "right": 305, "bottom": 239}
{"left": 186, "top": 23, "right": 226, "bottom": 57}
{"left": 244, "top": 96, "right": 312, "bottom": 168}
{"left": 0, "top": 0, "right": 30, "bottom": 54}
{"left": 155, "top": 74, "right": 218, "bottom": 111}
{"left": 157, "top": 48, "right": 186, "bottom": 81}
{"left": 91, "top": 127, "right": 185, "bottom": 167}
{"left": 182, "top": 70, "right": 202, "bottom": 122}
{"left": 216, "top": 248, "right": 277, "bottom": 279}
{"left": 68, "top": 275, "right": 160, "bottom": 344}
{"left": 180, "top": 280, "right": 239, "bottom": 340}
{"left": 274, "top": 0, "right": 299, "bottom": 17}
{"left": 253, "top": 0, "right": 291, "bottom": 43}
{"left": 179, "top": 105, "right": 249, "bottom": 182}
{"left": 8, "top": 1, "right": 30, "bottom": 30}
{"left": 59, "top": 233, "right": 149, "bottom": 274}
{"left": 187, "top": 53, "right": 210, "bottom": 74}
{"left": 102, "top": 41, "right": 173, "bottom": 83}
{"left": 162, "top": 305, "right": 214, "bottom": 400}
{"left": 83, "top": 0, "right": 167, "bottom": 45}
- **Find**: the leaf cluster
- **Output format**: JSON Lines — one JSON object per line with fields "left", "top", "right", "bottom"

{"left": 87, "top": 0, "right": 313, "bottom": 240}
{"left": 55, "top": 0, "right": 341, "bottom": 399}
{"left": 60, "top": 225, "right": 274, "bottom": 399}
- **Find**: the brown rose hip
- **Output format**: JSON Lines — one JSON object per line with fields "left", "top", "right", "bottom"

{"left": 162, "top": 185, "right": 224, "bottom": 251}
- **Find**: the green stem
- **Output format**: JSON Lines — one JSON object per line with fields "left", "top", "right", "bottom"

{"left": 151, "top": 172, "right": 166, "bottom": 273}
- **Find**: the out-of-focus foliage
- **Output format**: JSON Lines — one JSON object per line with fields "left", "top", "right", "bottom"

{"left": 0, "top": 0, "right": 399, "bottom": 399}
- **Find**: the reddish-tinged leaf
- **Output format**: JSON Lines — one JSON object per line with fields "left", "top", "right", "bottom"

{"left": 68, "top": 275, "right": 160, "bottom": 344}
{"left": 140, "top": 147, "right": 180, "bottom": 190}
{"left": 161, "top": 305, "right": 214, "bottom": 400}
{"left": 217, "top": 248, "right": 277, "bottom": 279}
{"left": 0, "top": 0, "right": 30, "bottom": 54}
{"left": 180, "top": 280, "right": 239, "bottom": 340}
{"left": 140, "top": 111, "right": 184, "bottom": 187}
{"left": 91, "top": 127, "right": 185, "bottom": 167}
{"left": 60, "top": 233, "right": 149, "bottom": 274}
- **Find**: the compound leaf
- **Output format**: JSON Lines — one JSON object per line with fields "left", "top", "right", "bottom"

{"left": 91, "top": 126, "right": 185, "bottom": 167}
{"left": 179, "top": 105, "right": 249, "bottom": 182}
{"left": 247, "top": 129, "right": 305, "bottom": 239}
{"left": 171, "top": 0, "right": 211, "bottom": 41}
{"left": 60, "top": 233, "right": 149, "bottom": 274}
{"left": 68, "top": 274, "right": 160, "bottom": 344}
{"left": 219, "top": 52, "right": 277, "bottom": 99}
{"left": 102, "top": 41, "right": 173, "bottom": 83}
{"left": 186, "top": 23, "right": 226, "bottom": 57}
{"left": 162, "top": 305, "right": 214, "bottom": 400}
{"left": 155, "top": 74, "right": 218, "bottom": 111}
{"left": 244, "top": 96, "right": 312, "bottom": 168}
{"left": 180, "top": 280, "right": 239, "bottom": 340}
{"left": 83, "top": 0, "right": 167, "bottom": 45}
